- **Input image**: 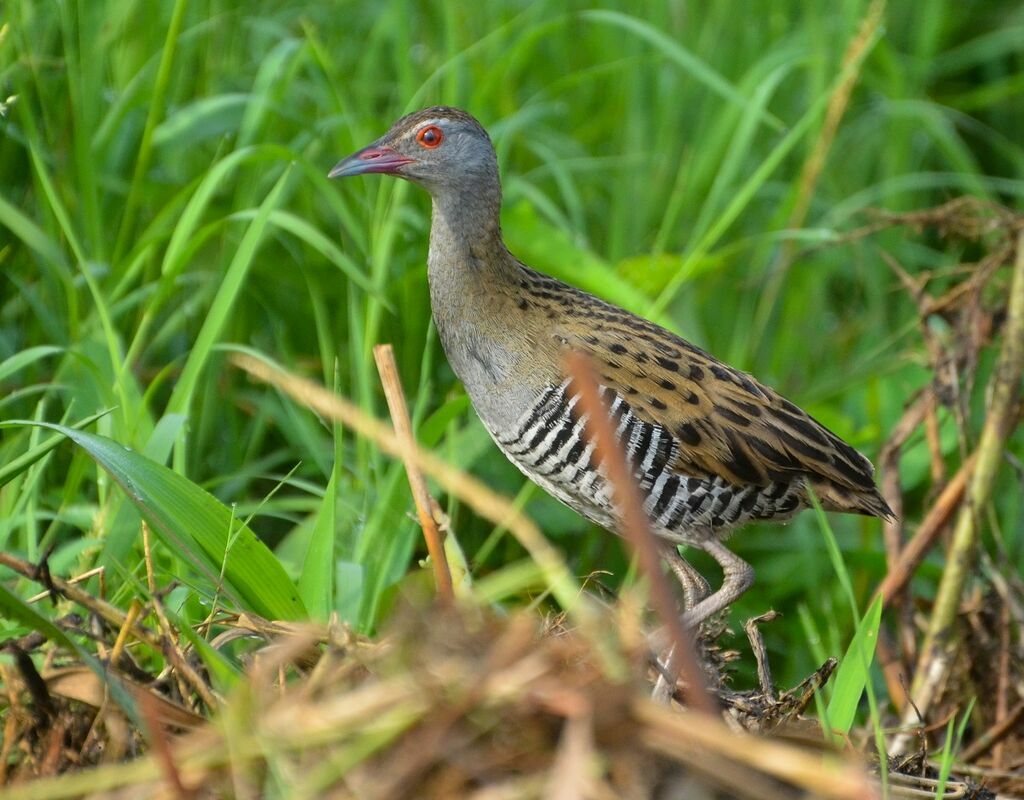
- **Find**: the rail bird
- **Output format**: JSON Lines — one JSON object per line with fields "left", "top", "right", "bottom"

{"left": 330, "top": 107, "right": 892, "bottom": 627}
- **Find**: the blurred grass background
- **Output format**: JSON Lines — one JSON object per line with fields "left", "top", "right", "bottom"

{"left": 1, "top": 0, "right": 1022, "bottom": 693}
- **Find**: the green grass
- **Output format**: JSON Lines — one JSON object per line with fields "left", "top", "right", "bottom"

{"left": 2, "top": 0, "right": 1023, "bottom": 738}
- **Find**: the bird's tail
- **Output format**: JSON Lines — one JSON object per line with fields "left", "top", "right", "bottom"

{"left": 812, "top": 479, "right": 896, "bottom": 521}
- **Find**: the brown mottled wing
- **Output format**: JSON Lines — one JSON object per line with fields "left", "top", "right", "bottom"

{"left": 555, "top": 318, "right": 893, "bottom": 519}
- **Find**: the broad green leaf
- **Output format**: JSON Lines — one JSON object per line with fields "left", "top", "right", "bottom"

{"left": 152, "top": 93, "right": 250, "bottom": 147}
{"left": 825, "top": 594, "right": 882, "bottom": 735}
{"left": 0, "top": 422, "right": 306, "bottom": 621}
{"left": 298, "top": 470, "right": 336, "bottom": 621}
{"left": 581, "top": 10, "right": 784, "bottom": 132}
{"left": 227, "top": 207, "right": 380, "bottom": 298}
{"left": 0, "top": 410, "right": 111, "bottom": 489}
{"left": 143, "top": 413, "right": 188, "bottom": 464}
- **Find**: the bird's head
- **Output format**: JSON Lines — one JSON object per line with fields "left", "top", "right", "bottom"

{"left": 329, "top": 106, "right": 499, "bottom": 199}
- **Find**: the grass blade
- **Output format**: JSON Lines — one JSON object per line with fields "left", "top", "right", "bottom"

{"left": 581, "top": 10, "right": 784, "bottom": 132}
{"left": 166, "top": 165, "right": 293, "bottom": 418}
{"left": 0, "top": 421, "right": 306, "bottom": 621}
{"left": 825, "top": 593, "right": 882, "bottom": 736}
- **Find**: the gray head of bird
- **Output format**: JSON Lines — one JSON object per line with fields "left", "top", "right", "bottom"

{"left": 329, "top": 106, "right": 499, "bottom": 202}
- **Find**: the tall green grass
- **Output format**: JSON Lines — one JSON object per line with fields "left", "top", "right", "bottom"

{"left": 1, "top": 0, "right": 1022, "bottom": 712}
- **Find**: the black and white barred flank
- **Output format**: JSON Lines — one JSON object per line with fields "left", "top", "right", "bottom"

{"left": 493, "top": 380, "right": 805, "bottom": 544}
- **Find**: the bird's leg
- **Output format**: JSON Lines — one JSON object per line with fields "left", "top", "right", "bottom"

{"left": 660, "top": 543, "right": 710, "bottom": 610}
{"left": 681, "top": 539, "right": 754, "bottom": 629}
{"left": 652, "top": 543, "right": 712, "bottom": 703}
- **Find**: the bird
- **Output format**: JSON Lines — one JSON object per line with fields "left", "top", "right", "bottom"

{"left": 329, "top": 106, "right": 893, "bottom": 628}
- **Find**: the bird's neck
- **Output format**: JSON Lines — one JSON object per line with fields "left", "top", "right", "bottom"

{"left": 425, "top": 186, "right": 534, "bottom": 408}
{"left": 428, "top": 184, "right": 503, "bottom": 258}
{"left": 426, "top": 186, "right": 517, "bottom": 297}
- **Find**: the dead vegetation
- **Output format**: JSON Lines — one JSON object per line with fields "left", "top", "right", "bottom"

{"left": 2, "top": 198, "right": 1022, "bottom": 798}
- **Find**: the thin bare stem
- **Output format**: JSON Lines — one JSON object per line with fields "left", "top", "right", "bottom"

{"left": 873, "top": 454, "right": 975, "bottom": 608}
{"left": 373, "top": 344, "right": 454, "bottom": 602}
{"left": 0, "top": 552, "right": 162, "bottom": 651}
{"left": 565, "top": 351, "right": 715, "bottom": 715}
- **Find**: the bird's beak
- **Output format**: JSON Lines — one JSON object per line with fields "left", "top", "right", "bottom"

{"left": 328, "top": 143, "right": 415, "bottom": 178}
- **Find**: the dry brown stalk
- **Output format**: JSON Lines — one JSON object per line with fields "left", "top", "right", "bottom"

{"left": 109, "top": 600, "right": 142, "bottom": 665}
{"left": 959, "top": 699, "right": 1024, "bottom": 763}
{"left": 873, "top": 454, "right": 975, "bottom": 609}
{"left": 903, "top": 230, "right": 1024, "bottom": 743}
{"left": 25, "top": 568, "right": 104, "bottom": 605}
{"left": 565, "top": 351, "right": 715, "bottom": 715}
{"left": 0, "top": 552, "right": 163, "bottom": 651}
{"left": 758, "top": 0, "right": 885, "bottom": 334}
{"left": 992, "top": 600, "right": 1012, "bottom": 768}
{"left": 874, "top": 630, "right": 908, "bottom": 714}
{"left": 876, "top": 389, "right": 933, "bottom": 671}
{"left": 373, "top": 343, "right": 454, "bottom": 602}
{"left": 786, "top": 0, "right": 886, "bottom": 238}
{"left": 877, "top": 391, "right": 929, "bottom": 567}
{"left": 143, "top": 522, "right": 217, "bottom": 712}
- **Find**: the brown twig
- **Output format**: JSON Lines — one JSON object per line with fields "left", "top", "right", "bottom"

{"left": 992, "top": 599, "right": 1011, "bottom": 768}
{"left": 877, "top": 391, "right": 929, "bottom": 568}
{"left": 109, "top": 601, "right": 142, "bottom": 666}
{"left": 873, "top": 454, "right": 975, "bottom": 609}
{"left": 565, "top": 351, "right": 715, "bottom": 715}
{"left": 903, "top": 230, "right": 1024, "bottom": 744}
{"left": 26, "top": 567, "right": 104, "bottom": 605}
{"left": 373, "top": 344, "right": 454, "bottom": 602}
{"left": 924, "top": 392, "right": 946, "bottom": 485}
{"left": 0, "top": 552, "right": 163, "bottom": 651}
{"left": 743, "top": 612, "right": 779, "bottom": 700}
{"left": 145, "top": 521, "right": 219, "bottom": 713}
{"left": 876, "top": 389, "right": 929, "bottom": 670}
{"left": 959, "top": 698, "right": 1024, "bottom": 763}
{"left": 875, "top": 629, "right": 909, "bottom": 715}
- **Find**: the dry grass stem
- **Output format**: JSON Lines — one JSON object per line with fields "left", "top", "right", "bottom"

{"left": 873, "top": 454, "right": 975, "bottom": 609}
{"left": 565, "top": 350, "right": 715, "bottom": 714}
{"left": 2, "top": 607, "right": 875, "bottom": 800}
{"left": 373, "top": 343, "right": 454, "bottom": 602}
{"left": 634, "top": 700, "right": 874, "bottom": 800}
{"left": 786, "top": 0, "right": 885, "bottom": 237}
{"left": 0, "top": 552, "right": 163, "bottom": 651}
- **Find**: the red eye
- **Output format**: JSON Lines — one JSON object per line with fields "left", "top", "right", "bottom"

{"left": 416, "top": 125, "right": 443, "bottom": 148}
